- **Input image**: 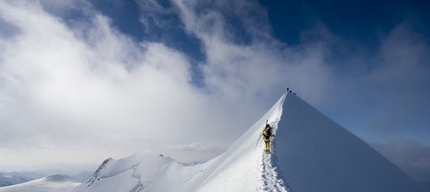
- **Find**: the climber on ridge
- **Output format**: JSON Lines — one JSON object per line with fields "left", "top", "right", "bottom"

{"left": 261, "top": 122, "right": 274, "bottom": 154}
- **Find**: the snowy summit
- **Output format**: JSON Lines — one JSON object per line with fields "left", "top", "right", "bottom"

{"left": 0, "top": 93, "right": 423, "bottom": 192}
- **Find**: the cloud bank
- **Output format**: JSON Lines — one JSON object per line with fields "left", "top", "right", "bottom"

{"left": 372, "top": 139, "right": 430, "bottom": 182}
{"left": 0, "top": 0, "right": 429, "bottom": 166}
{"left": 0, "top": 0, "right": 275, "bottom": 164}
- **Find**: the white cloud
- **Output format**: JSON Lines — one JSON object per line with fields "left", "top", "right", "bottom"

{"left": 0, "top": 0, "right": 297, "bottom": 165}
{"left": 173, "top": 0, "right": 334, "bottom": 105}
{"left": 322, "top": 21, "right": 430, "bottom": 142}
{"left": 6, "top": 0, "right": 426, "bottom": 167}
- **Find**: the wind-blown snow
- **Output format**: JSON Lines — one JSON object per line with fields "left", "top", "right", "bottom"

{"left": 1, "top": 93, "right": 423, "bottom": 192}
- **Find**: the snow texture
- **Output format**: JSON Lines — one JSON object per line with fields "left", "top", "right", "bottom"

{"left": 0, "top": 92, "right": 423, "bottom": 192}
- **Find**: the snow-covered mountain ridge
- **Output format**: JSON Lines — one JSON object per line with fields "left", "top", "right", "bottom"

{"left": 0, "top": 92, "right": 423, "bottom": 192}
{"left": 72, "top": 93, "right": 287, "bottom": 192}
{"left": 72, "top": 92, "right": 423, "bottom": 192}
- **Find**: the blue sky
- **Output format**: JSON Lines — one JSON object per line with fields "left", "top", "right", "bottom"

{"left": 0, "top": 0, "right": 429, "bottom": 182}
{"left": 85, "top": 0, "right": 430, "bottom": 142}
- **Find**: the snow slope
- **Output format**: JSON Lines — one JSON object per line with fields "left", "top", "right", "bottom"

{"left": 273, "top": 93, "right": 423, "bottom": 192}
{"left": 2, "top": 92, "right": 423, "bottom": 192}
{"left": 0, "top": 175, "right": 79, "bottom": 192}
{"left": 72, "top": 94, "right": 288, "bottom": 192}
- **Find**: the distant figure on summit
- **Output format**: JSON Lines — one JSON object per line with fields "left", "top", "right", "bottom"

{"left": 261, "top": 123, "right": 274, "bottom": 154}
